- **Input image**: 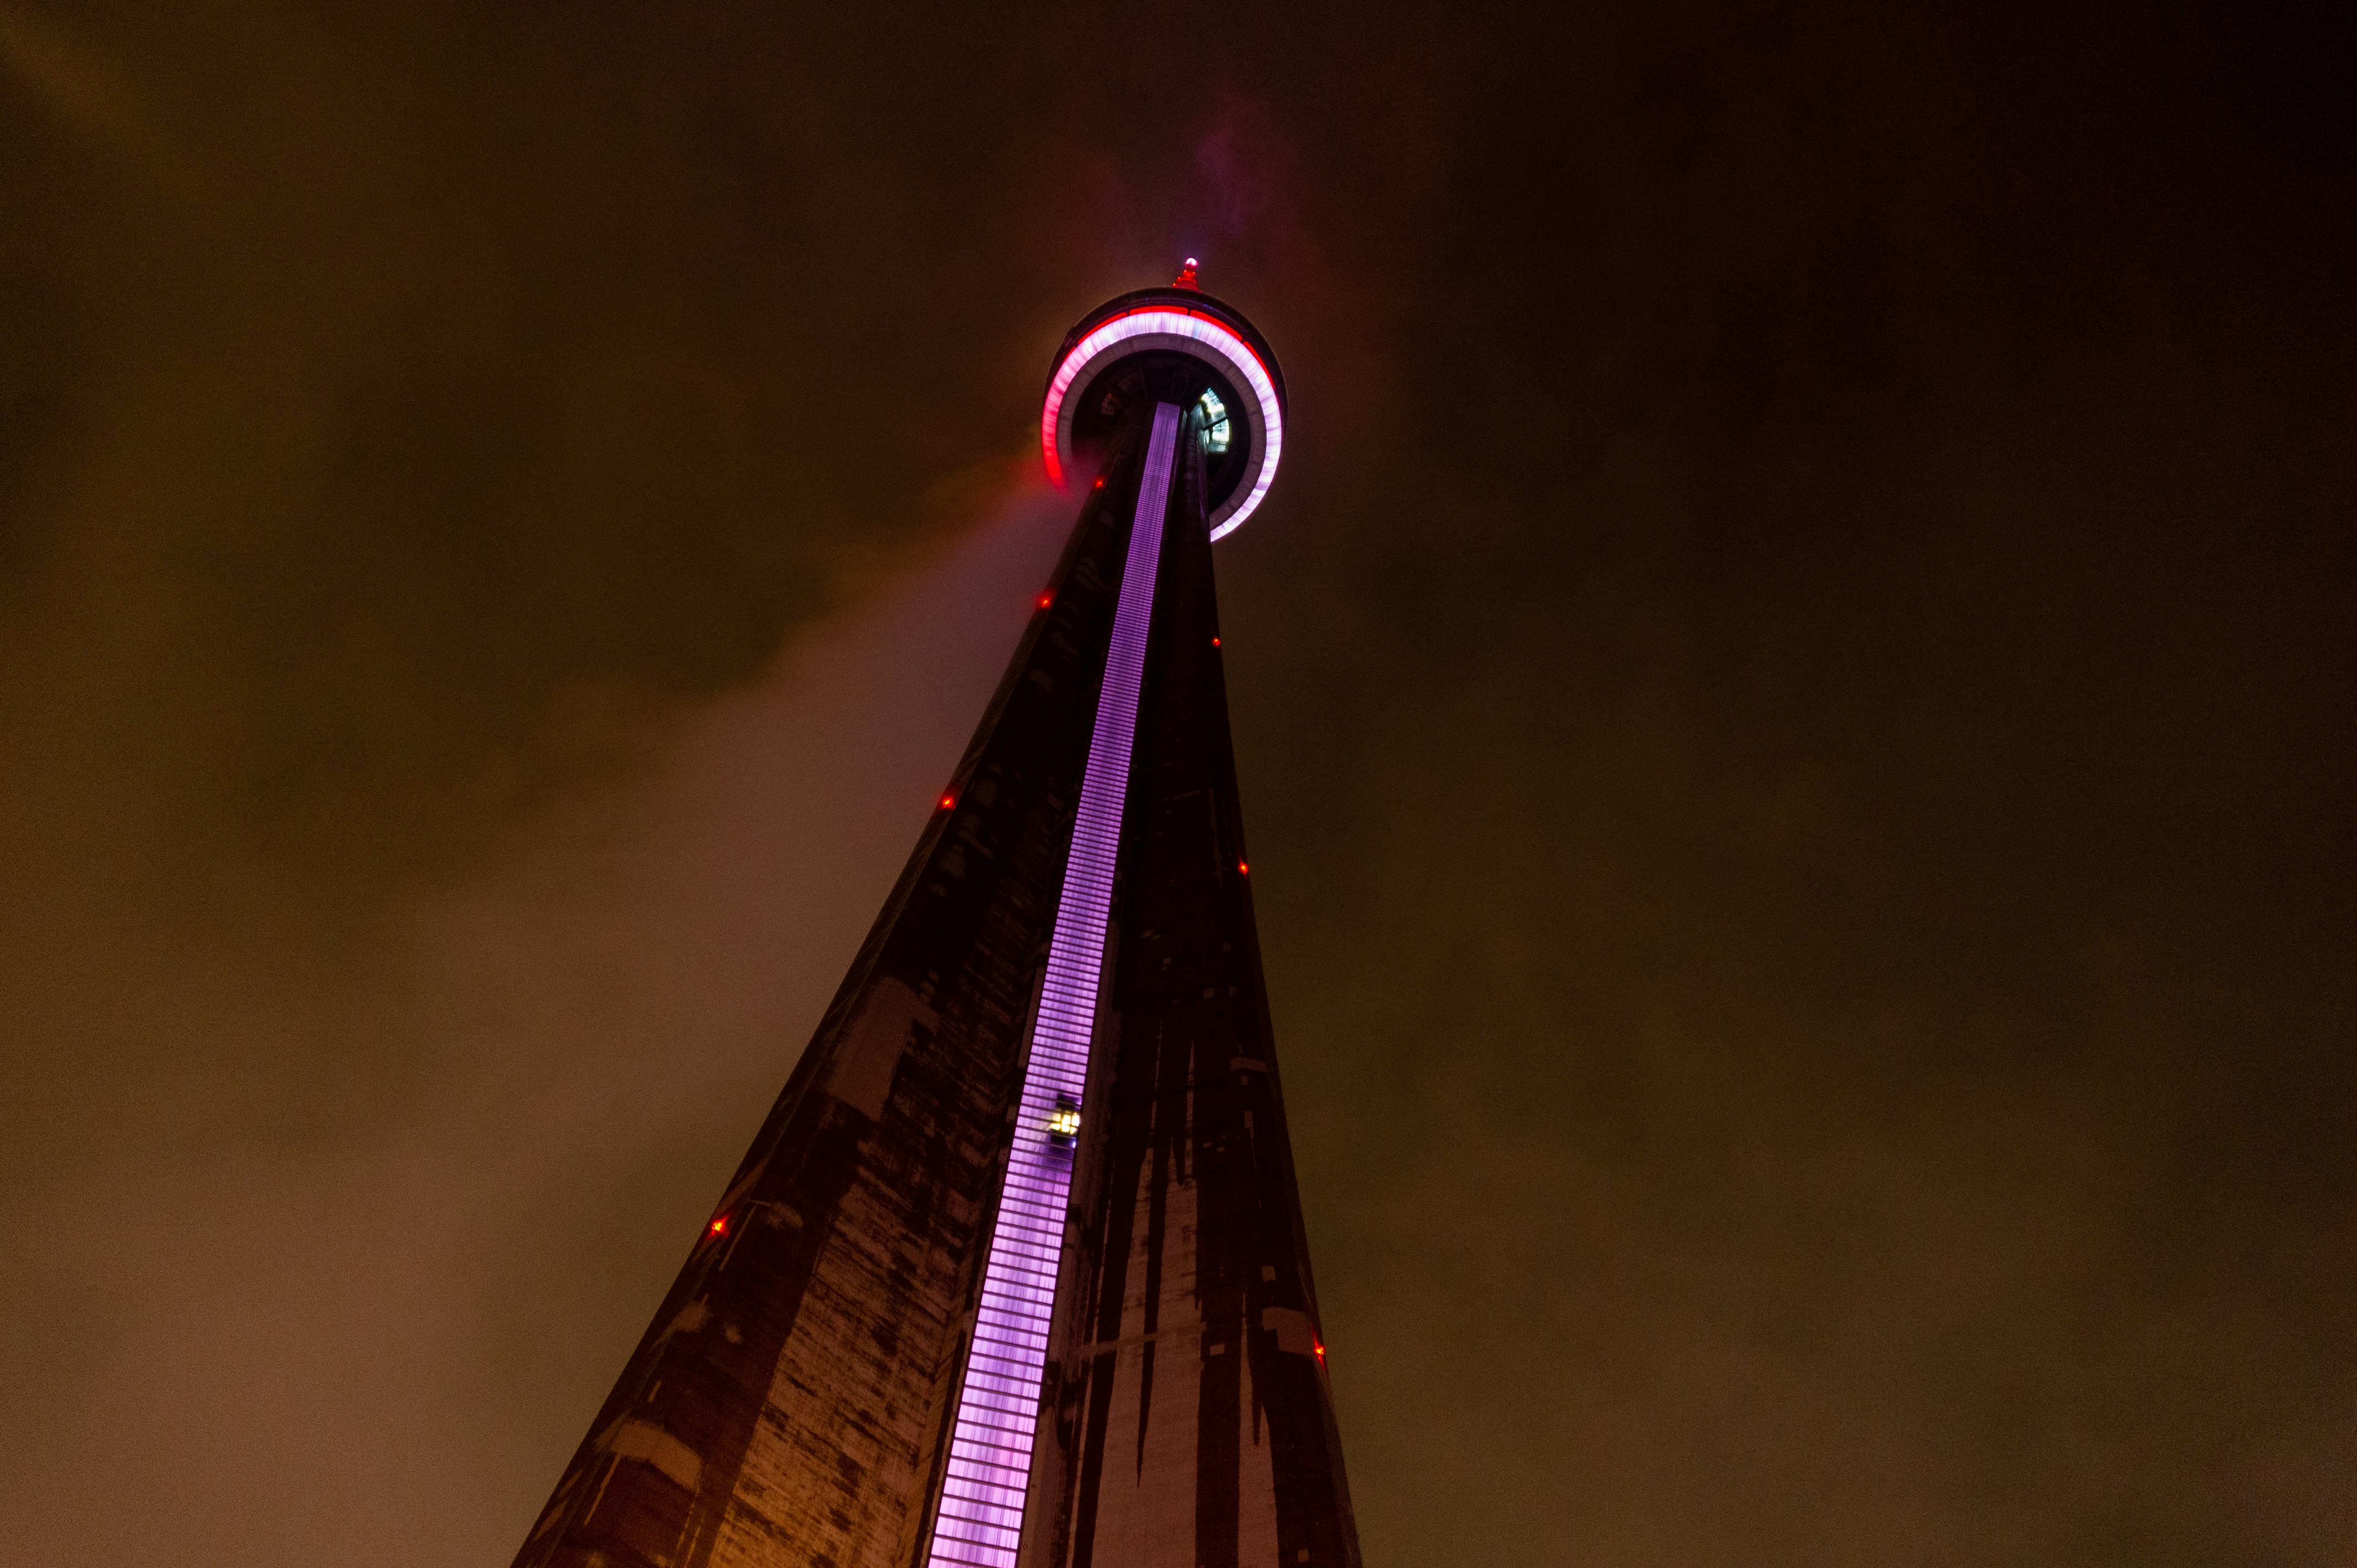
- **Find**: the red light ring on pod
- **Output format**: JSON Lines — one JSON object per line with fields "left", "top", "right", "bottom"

{"left": 1040, "top": 307, "right": 1283, "bottom": 540}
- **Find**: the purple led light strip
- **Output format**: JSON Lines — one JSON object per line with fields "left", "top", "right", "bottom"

{"left": 922, "top": 401, "right": 1184, "bottom": 1568}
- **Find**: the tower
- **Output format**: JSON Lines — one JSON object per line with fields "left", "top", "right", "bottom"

{"left": 515, "top": 269, "right": 1358, "bottom": 1568}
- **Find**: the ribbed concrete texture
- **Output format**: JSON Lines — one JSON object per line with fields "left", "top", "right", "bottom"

{"left": 1022, "top": 406, "right": 1359, "bottom": 1568}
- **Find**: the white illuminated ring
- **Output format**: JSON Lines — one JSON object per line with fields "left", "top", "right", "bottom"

{"left": 1041, "top": 307, "right": 1283, "bottom": 540}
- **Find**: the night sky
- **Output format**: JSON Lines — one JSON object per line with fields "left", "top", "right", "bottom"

{"left": 2, "top": 4, "right": 2351, "bottom": 1565}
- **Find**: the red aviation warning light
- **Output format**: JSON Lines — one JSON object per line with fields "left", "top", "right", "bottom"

{"left": 708, "top": 1214, "right": 729, "bottom": 1238}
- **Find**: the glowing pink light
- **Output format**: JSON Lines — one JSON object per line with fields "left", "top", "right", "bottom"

{"left": 1041, "top": 307, "right": 1282, "bottom": 540}
{"left": 922, "top": 402, "right": 1186, "bottom": 1568}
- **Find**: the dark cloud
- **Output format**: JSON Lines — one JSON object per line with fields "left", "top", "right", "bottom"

{"left": 1, "top": 2, "right": 2349, "bottom": 1565}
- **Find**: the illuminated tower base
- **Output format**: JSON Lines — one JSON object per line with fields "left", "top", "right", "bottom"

{"left": 514, "top": 271, "right": 1358, "bottom": 1568}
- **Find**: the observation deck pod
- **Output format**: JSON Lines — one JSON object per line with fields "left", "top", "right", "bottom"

{"left": 1041, "top": 272, "right": 1288, "bottom": 540}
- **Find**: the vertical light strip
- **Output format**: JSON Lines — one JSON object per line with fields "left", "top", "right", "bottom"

{"left": 923, "top": 401, "right": 1184, "bottom": 1568}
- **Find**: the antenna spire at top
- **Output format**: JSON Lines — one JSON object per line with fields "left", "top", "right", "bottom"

{"left": 1173, "top": 257, "right": 1201, "bottom": 290}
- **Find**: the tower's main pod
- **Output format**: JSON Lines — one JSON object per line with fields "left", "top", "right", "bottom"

{"left": 516, "top": 270, "right": 1358, "bottom": 1568}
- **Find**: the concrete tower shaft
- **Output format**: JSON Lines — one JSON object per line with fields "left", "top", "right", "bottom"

{"left": 1016, "top": 383, "right": 1358, "bottom": 1568}
{"left": 512, "top": 277, "right": 1354, "bottom": 1568}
